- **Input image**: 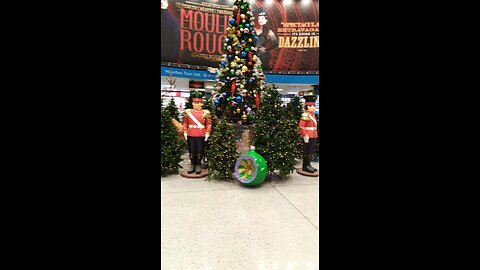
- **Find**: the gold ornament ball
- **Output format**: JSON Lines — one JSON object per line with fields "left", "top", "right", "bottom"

{"left": 236, "top": 108, "right": 241, "bottom": 113}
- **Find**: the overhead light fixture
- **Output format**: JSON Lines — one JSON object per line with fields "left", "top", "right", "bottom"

{"left": 287, "top": 92, "right": 297, "bottom": 94}
{"left": 265, "top": 0, "right": 274, "bottom": 5}
{"left": 283, "top": 0, "right": 293, "bottom": 5}
{"left": 302, "top": 0, "right": 311, "bottom": 5}
{"left": 205, "top": 86, "right": 214, "bottom": 89}
{"left": 276, "top": 89, "right": 284, "bottom": 91}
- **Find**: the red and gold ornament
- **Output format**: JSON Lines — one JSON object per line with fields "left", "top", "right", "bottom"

{"left": 255, "top": 91, "right": 260, "bottom": 109}
{"left": 236, "top": 10, "right": 241, "bottom": 24}
{"left": 231, "top": 80, "right": 236, "bottom": 96}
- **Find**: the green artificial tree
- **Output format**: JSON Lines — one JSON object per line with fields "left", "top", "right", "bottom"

{"left": 214, "top": 0, "right": 266, "bottom": 123}
{"left": 161, "top": 107, "right": 184, "bottom": 176}
{"left": 184, "top": 94, "right": 193, "bottom": 110}
{"left": 253, "top": 84, "right": 296, "bottom": 177}
{"left": 313, "top": 113, "right": 319, "bottom": 161}
{"left": 202, "top": 95, "right": 219, "bottom": 167}
{"left": 286, "top": 96, "right": 304, "bottom": 160}
{"left": 286, "top": 96, "right": 303, "bottom": 122}
{"left": 165, "top": 98, "right": 180, "bottom": 121}
{"left": 205, "top": 115, "right": 239, "bottom": 180}
{"left": 202, "top": 95, "right": 218, "bottom": 130}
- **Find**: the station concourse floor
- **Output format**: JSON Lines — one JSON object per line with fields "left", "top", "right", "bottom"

{"left": 161, "top": 159, "right": 319, "bottom": 270}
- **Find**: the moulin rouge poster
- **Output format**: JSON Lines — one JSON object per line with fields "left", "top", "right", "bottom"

{"left": 161, "top": 0, "right": 319, "bottom": 72}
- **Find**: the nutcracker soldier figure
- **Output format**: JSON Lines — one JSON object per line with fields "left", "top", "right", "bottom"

{"left": 299, "top": 94, "right": 318, "bottom": 173}
{"left": 183, "top": 90, "right": 212, "bottom": 174}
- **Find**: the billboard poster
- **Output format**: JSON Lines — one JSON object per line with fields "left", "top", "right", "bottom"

{"left": 161, "top": 0, "right": 319, "bottom": 72}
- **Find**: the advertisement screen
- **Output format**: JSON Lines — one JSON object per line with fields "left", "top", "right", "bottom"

{"left": 161, "top": 0, "right": 319, "bottom": 72}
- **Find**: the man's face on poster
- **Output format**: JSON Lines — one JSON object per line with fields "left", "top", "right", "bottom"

{"left": 161, "top": 0, "right": 169, "bottom": 9}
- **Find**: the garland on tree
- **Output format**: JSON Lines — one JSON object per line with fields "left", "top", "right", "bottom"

{"left": 161, "top": 107, "right": 184, "bottom": 176}
{"left": 205, "top": 115, "right": 239, "bottom": 180}
{"left": 253, "top": 84, "right": 296, "bottom": 177}
{"left": 213, "top": 0, "right": 266, "bottom": 124}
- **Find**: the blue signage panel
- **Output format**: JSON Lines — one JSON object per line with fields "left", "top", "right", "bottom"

{"left": 265, "top": 74, "right": 320, "bottom": 85}
{"left": 161, "top": 66, "right": 217, "bottom": 80}
{"left": 161, "top": 66, "right": 320, "bottom": 84}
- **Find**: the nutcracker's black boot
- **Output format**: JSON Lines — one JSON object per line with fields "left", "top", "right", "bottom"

{"left": 303, "top": 156, "right": 315, "bottom": 173}
{"left": 307, "top": 154, "right": 317, "bottom": 172}
{"left": 187, "top": 155, "right": 195, "bottom": 174}
{"left": 195, "top": 156, "right": 202, "bottom": 174}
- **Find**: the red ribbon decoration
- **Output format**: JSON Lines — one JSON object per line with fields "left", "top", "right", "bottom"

{"left": 255, "top": 91, "right": 260, "bottom": 109}
{"left": 248, "top": 51, "right": 252, "bottom": 62}
{"left": 231, "top": 80, "right": 236, "bottom": 97}
{"left": 236, "top": 11, "right": 241, "bottom": 25}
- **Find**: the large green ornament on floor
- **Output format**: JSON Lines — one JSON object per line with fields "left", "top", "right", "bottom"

{"left": 234, "top": 150, "right": 268, "bottom": 186}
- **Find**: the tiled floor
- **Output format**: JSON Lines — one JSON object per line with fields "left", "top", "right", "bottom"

{"left": 161, "top": 160, "right": 319, "bottom": 270}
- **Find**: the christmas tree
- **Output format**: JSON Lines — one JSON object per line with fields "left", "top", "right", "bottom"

{"left": 202, "top": 95, "right": 218, "bottom": 130}
{"left": 286, "top": 96, "right": 303, "bottom": 122}
{"left": 286, "top": 96, "right": 304, "bottom": 160}
{"left": 205, "top": 116, "right": 239, "bottom": 180}
{"left": 161, "top": 107, "right": 184, "bottom": 176}
{"left": 165, "top": 98, "right": 180, "bottom": 121}
{"left": 184, "top": 94, "right": 193, "bottom": 110}
{"left": 202, "top": 95, "right": 219, "bottom": 167}
{"left": 214, "top": 0, "right": 266, "bottom": 123}
{"left": 253, "top": 84, "right": 296, "bottom": 177}
{"left": 313, "top": 113, "right": 319, "bottom": 161}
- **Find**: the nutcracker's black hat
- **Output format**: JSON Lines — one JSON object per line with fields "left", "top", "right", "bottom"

{"left": 190, "top": 90, "right": 205, "bottom": 102}
{"left": 304, "top": 94, "right": 317, "bottom": 106}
